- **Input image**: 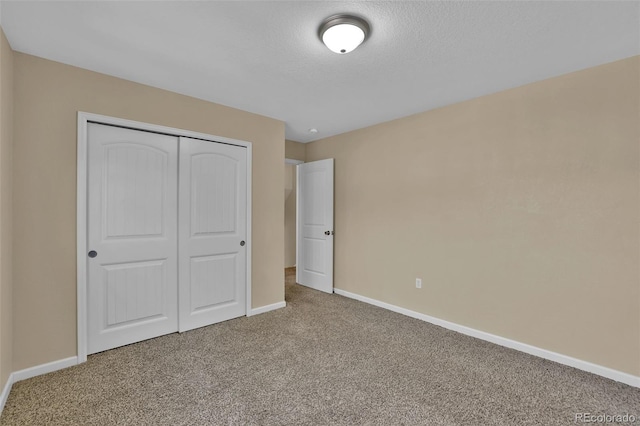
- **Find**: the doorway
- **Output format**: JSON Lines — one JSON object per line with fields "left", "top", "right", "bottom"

{"left": 284, "top": 158, "right": 303, "bottom": 272}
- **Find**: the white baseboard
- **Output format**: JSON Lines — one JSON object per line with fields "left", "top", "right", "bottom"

{"left": 334, "top": 288, "right": 640, "bottom": 388}
{"left": 248, "top": 301, "right": 286, "bottom": 317}
{"left": 0, "top": 373, "right": 12, "bottom": 414}
{"left": 12, "top": 356, "right": 78, "bottom": 383}
{"left": 0, "top": 355, "right": 79, "bottom": 415}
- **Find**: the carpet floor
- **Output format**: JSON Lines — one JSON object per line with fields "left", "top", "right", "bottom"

{"left": 1, "top": 269, "right": 638, "bottom": 425}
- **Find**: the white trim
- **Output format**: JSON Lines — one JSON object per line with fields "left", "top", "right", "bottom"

{"left": 76, "top": 115, "right": 88, "bottom": 363}
{"left": 12, "top": 356, "right": 79, "bottom": 383}
{"left": 285, "top": 158, "right": 304, "bottom": 165}
{"left": 0, "top": 356, "right": 79, "bottom": 415}
{"left": 77, "top": 112, "right": 253, "bottom": 362}
{"left": 295, "top": 164, "right": 300, "bottom": 284}
{"left": 245, "top": 143, "right": 253, "bottom": 315}
{"left": 78, "top": 112, "right": 255, "bottom": 148}
{"left": 0, "top": 374, "right": 12, "bottom": 414}
{"left": 334, "top": 288, "right": 640, "bottom": 388}
{"left": 248, "top": 301, "right": 286, "bottom": 317}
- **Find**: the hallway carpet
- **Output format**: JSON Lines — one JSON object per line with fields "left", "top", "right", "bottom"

{"left": 1, "top": 269, "right": 638, "bottom": 425}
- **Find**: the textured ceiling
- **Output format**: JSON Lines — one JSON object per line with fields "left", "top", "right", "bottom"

{"left": 2, "top": 1, "right": 639, "bottom": 142}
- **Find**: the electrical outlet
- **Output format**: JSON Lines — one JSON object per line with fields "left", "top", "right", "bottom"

{"left": 416, "top": 278, "right": 422, "bottom": 289}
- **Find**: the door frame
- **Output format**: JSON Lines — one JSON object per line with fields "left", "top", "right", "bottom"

{"left": 285, "top": 158, "right": 304, "bottom": 166}
{"left": 76, "top": 112, "right": 253, "bottom": 363}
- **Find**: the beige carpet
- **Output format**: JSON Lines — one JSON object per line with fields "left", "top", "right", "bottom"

{"left": 1, "top": 269, "right": 638, "bottom": 425}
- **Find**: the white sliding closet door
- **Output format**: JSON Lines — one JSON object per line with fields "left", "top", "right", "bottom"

{"left": 178, "top": 137, "right": 247, "bottom": 332}
{"left": 87, "top": 123, "right": 179, "bottom": 355}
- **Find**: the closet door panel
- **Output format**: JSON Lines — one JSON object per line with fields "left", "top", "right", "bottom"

{"left": 178, "top": 137, "right": 247, "bottom": 332}
{"left": 87, "top": 123, "right": 179, "bottom": 354}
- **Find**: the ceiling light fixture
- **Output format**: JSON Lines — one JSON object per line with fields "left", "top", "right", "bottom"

{"left": 319, "top": 14, "right": 370, "bottom": 54}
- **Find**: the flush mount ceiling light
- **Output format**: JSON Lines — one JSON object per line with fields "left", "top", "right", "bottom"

{"left": 319, "top": 14, "right": 370, "bottom": 54}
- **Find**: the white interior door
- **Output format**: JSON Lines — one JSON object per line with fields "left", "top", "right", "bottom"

{"left": 297, "top": 159, "right": 334, "bottom": 293}
{"left": 87, "top": 123, "right": 179, "bottom": 354}
{"left": 178, "top": 137, "right": 247, "bottom": 332}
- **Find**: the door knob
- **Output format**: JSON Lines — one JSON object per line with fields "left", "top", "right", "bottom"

{"left": 240, "top": 241, "right": 245, "bottom": 246}
{"left": 88, "top": 250, "right": 98, "bottom": 258}
{"left": 324, "top": 231, "right": 330, "bottom": 235}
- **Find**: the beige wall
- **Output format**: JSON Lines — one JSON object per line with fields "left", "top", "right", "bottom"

{"left": 13, "top": 53, "right": 285, "bottom": 371}
{"left": 284, "top": 140, "right": 306, "bottom": 268}
{"left": 284, "top": 164, "right": 296, "bottom": 268}
{"left": 306, "top": 56, "right": 640, "bottom": 376}
{"left": 0, "top": 28, "right": 14, "bottom": 387}
{"left": 285, "top": 140, "right": 306, "bottom": 162}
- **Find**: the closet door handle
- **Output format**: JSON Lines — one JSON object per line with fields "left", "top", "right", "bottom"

{"left": 240, "top": 241, "right": 245, "bottom": 247}
{"left": 88, "top": 250, "right": 98, "bottom": 258}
